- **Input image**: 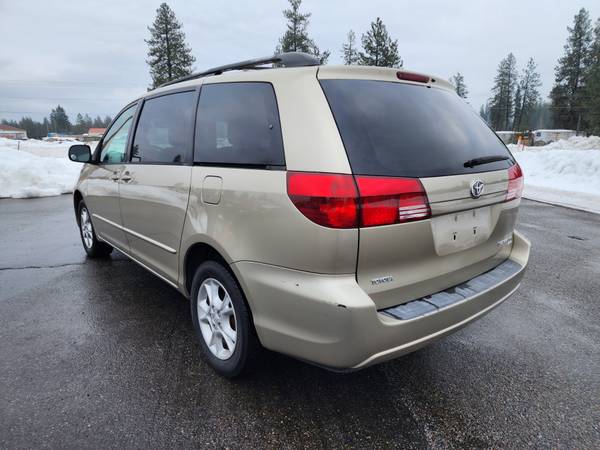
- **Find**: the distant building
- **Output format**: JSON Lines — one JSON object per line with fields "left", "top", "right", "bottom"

{"left": 532, "top": 129, "right": 576, "bottom": 146}
{"left": 87, "top": 128, "right": 106, "bottom": 137}
{"left": 0, "top": 124, "right": 28, "bottom": 140}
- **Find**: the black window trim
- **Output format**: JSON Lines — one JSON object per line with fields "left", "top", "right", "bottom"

{"left": 125, "top": 86, "right": 201, "bottom": 167}
{"left": 192, "top": 81, "right": 287, "bottom": 171}
{"left": 94, "top": 100, "right": 140, "bottom": 165}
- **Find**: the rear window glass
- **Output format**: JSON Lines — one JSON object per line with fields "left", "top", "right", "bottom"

{"left": 194, "top": 82, "right": 285, "bottom": 166}
{"left": 320, "top": 80, "right": 513, "bottom": 177}
{"left": 131, "top": 91, "right": 196, "bottom": 164}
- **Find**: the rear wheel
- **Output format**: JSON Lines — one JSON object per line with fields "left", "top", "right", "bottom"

{"left": 77, "top": 200, "right": 113, "bottom": 257}
{"left": 190, "top": 261, "right": 260, "bottom": 378}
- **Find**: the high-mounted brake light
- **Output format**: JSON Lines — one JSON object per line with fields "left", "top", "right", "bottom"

{"left": 356, "top": 176, "right": 431, "bottom": 226}
{"left": 506, "top": 163, "right": 524, "bottom": 201}
{"left": 396, "top": 71, "right": 430, "bottom": 83}
{"left": 287, "top": 172, "right": 431, "bottom": 228}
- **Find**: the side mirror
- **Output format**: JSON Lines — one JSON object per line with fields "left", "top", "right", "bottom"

{"left": 68, "top": 144, "right": 92, "bottom": 163}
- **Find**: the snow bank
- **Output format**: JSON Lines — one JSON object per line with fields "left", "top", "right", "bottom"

{"left": 542, "top": 135, "right": 600, "bottom": 151}
{"left": 0, "top": 137, "right": 97, "bottom": 158}
{"left": 0, "top": 141, "right": 83, "bottom": 198}
{"left": 509, "top": 136, "right": 600, "bottom": 214}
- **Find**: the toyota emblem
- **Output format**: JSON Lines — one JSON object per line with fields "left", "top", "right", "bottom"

{"left": 470, "top": 180, "right": 485, "bottom": 199}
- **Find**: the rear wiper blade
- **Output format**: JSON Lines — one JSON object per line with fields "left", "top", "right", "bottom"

{"left": 463, "top": 155, "right": 510, "bottom": 168}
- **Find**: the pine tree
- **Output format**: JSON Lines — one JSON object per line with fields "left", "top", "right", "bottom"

{"left": 146, "top": 3, "right": 195, "bottom": 89}
{"left": 42, "top": 118, "right": 50, "bottom": 137}
{"left": 529, "top": 101, "right": 552, "bottom": 130}
{"left": 359, "top": 18, "right": 402, "bottom": 67}
{"left": 17, "top": 117, "right": 37, "bottom": 139}
{"left": 512, "top": 86, "right": 522, "bottom": 130}
{"left": 513, "top": 58, "right": 542, "bottom": 131}
{"left": 488, "top": 53, "right": 518, "bottom": 130}
{"left": 450, "top": 72, "right": 468, "bottom": 98}
{"left": 74, "top": 113, "right": 86, "bottom": 134}
{"left": 83, "top": 114, "right": 93, "bottom": 131}
{"left": 1, "top": 119, "right": 17, "bottom": 127}
{"left": 92, "top": 116, "right": 104, "bottom": 128}
{"left": 49, "top": 105, "right": 71, "bottom": 133}
{"left": 277, "top": 0, "right": 329, "bottom": 63}
{"left": 341, "top": 30, "right": 359, "bottom": 65}
{"left": 549, "top": 8, "right": 592, "bottom": 131}
{"left": 479, "top": 104, "right": 490, "bottom": 124}
{"left": 583, "top": 18, "right": 600, "bottom": 134}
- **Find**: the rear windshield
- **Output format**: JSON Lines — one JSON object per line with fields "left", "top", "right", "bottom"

{"left": 320, "top": 79, "right": 514, "bottom": 177}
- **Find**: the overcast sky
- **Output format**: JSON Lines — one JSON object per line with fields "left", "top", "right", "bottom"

{"left": 1, "top": 0, "right": 599, "bottom": 122}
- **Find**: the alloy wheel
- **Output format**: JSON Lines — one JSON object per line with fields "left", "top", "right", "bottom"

{"left": 197, "top": 278, "right": 238, "bottom": 360}
{"left": 80, "top": 207, "right": 94, "bottom": 249}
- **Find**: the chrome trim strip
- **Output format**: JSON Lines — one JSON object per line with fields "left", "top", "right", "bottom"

{"left": 92, "top": 213, "right": 177, "bottom": 254}
{"left": 96, "top": 233, "right": 179, "bottom": 289}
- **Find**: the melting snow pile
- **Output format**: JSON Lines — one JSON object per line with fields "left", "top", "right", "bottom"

{"left": 0, "top": 138, "right": 85, "bottom": 198}
{"left": 509, "top": 136, "right": 600, "bottom": 214}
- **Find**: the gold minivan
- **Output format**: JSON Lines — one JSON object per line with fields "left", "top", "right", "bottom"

{"left": 68, "top": 52, "right": 530, "bottom": 377}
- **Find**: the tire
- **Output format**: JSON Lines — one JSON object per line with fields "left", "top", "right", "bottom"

{"left": 77, "top": 200, "right": 113, "bottom": 258}
{"left": 190, "top": 261, "right": 260, "bottom": 378}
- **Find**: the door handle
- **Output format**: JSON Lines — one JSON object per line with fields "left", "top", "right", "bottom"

{"left": 109, "top": 173, "right": 119, "bottom": 182}
{"left": 120, "top": 175, "right": 132, "bottom": 183}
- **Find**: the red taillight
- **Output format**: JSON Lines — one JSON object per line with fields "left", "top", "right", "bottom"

{"left": 506, "top": 163, "right": 524, "bottom": 201}
{"left": 356, "top": 176, "right": 431, "bottom": 226}
{"left": 396, "top": 71, "right": 430, "bottom": 83}
{"left": 287, "top": 172, "right": 358, "bottom": 228}
{"left": 287, "top": 172, "right": 431, "bottom": 228}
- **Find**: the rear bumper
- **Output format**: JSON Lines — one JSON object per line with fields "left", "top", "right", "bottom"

{"left": 232, "top": 230, "right": 530, "bottom": 370}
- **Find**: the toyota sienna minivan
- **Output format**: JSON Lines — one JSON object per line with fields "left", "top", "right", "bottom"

{"left": 68, "top": 52, "right": 530, "bottom": 377}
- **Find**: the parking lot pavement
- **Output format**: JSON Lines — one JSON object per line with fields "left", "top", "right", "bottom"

{"left": 0, "top": 195, "right": 598, "bottom": 448}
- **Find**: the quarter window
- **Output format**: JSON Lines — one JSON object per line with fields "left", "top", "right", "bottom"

{"left": 131, "top": 91, "right": 196, "bottom": 164}
{"left": 99, "top": 104, "right": 136, "bottom": 164}
{"left": 194, "top": 83, "right": 285, "bottom": 166}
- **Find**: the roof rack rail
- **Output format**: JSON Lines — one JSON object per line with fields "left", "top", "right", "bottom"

{"left": 159, "top": 52, "right": 320, "bottom": 88}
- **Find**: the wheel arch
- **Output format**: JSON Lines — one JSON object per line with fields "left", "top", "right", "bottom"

{"left": 183, "top": 242, "right": 229, "bottom": 294}
{"left": 73, "top": 190, "right": 84, "bottom": 223}
{"left": 182, "top": 241, "right": 257, "bottom": 329}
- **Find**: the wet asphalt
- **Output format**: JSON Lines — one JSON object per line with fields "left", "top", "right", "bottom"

{"left": 0, "top": 195, "right": 598, "bottom": 449}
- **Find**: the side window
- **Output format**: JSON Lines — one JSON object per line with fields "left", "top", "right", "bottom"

{"left": 194, "top": 83, "right": 285, "bottom": 166}
{"left": 131, "top": 91, "right": 196, "bottom": 164}
{"left": 99, "top": 104, "right": 136, "bottom": 164}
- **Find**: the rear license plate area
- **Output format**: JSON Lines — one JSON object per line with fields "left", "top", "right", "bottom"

{"left": 431, "top": 206, "right": 492, "bottom": 256}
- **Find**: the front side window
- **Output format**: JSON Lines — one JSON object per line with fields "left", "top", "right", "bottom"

{"left": 194, "top": 83, "right": 285, "bottom": 166}
{"left": 99, "top": 104, "right": 136, "bottom": 164}
{"left": 131, "top": 91, "right": 196, "bottom": 164}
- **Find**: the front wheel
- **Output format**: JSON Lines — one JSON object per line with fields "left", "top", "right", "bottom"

{"left": 77, "top": 200, "right": 113, "bottom": 258}
{"left": 190, "top": 261, "right": 260, "bottom": 378}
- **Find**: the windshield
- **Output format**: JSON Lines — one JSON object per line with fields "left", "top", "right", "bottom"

{"left": 320, "top": 79, "right": 514, "bottom": 177}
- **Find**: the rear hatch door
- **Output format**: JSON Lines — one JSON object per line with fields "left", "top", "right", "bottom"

{"left": 319, "top": 74, "right": 520, "bottom": 309}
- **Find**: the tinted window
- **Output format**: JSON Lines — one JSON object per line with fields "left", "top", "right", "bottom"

{"left": 99, "top": 104, "right": 136, "bottom": 163}
{"left": 194, "top": 83, "right": 284, "bottom": 166}
{"left": 131, "top": 91, "right": 196, "bottom": 164}
{"left": 320, "top": 80, "right": 514, "bottom": 177}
